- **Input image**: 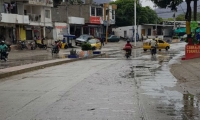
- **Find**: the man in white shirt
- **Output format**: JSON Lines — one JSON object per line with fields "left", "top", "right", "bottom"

{"left": 150, "top": 39, "right": 157, "bottom": 55}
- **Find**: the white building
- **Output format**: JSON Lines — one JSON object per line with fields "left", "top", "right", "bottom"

{"left": 112, "top": 24, "right": 175, "bottom": 40}
{"left": 0, "top": 0, "right": 53, "bottom": 44}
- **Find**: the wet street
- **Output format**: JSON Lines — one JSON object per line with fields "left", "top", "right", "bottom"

{"left": 0, "top": 42, "right": 199, "bottom": 120}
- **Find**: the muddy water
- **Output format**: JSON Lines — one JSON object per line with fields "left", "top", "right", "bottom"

{"left": 95, "top": 48, "right": 200, "bottom": 119}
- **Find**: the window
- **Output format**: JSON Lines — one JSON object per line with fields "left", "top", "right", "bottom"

{"left": 158, "top": 40, "right": 164, "bottom": 43}
{"left": 112, "top": 10, "right": 115, "bottom": 19}
{"left": 45, "top": 10, "right": 50, "bottom": 18}
{"left": 91, "top": 7, "right": 95, "bottom": 16}
{"left": 96, "top": 8, "right": 102, "bottom": 16}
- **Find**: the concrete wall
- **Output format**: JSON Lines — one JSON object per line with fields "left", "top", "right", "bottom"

{"left": 52, "top": 4, "right": 99, "bottom": 23}
{"left": 112, "top": 25, "right": 164, "bottom": 40}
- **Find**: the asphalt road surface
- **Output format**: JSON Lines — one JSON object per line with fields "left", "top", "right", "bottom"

{"left": 0, "top": 45, "right": 199, "bottom": 120}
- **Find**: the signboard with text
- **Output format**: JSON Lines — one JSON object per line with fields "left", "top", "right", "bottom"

{"left": 183, "top": 45, "right": 200, "bottom": 60}
{"left": 90, "top": 16, "right": 101, "bottom": 24}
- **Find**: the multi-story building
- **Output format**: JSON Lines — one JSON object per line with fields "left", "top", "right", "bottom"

{"left": 51, "top": 0, "right": 116, "bottom": 40}
{"left": 0, "top": 0, "right": 53, "bottom": 44}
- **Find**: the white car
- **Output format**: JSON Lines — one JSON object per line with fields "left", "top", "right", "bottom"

{"left": 75, "top": 34, "right": 93, "bottom": 46}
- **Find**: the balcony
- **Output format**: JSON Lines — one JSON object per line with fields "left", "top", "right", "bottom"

{"left": 1, "top": 13, "right": 29, "bottom": 24}
{"left": 16, "top": 0, "right": 53, "bottom": 7}
{"left": 27, "top": 13, "right": 41, "bottom": 22}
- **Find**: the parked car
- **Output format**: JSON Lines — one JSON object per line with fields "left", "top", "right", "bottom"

{"left": 87, "top": 38, "right": 101, "bottom": 50}
{"left": 75, "top": 34, "right": 93, "bottom": 46}
{"left": 143, "top": 39, "right": 170, "bottom": 51}
{"left": 107, "top": 35, "right": 120, "bottom": 42}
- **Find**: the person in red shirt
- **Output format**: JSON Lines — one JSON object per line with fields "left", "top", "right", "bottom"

{"left": 125, "top": 41, "right": 132, "bottom": 48}
{"left": 124, "top": 41, "right": 132, "bottom": 55}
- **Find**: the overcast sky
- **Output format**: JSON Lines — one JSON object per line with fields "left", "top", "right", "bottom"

{"left": 140, "top": 0, "right": 154, "bottom": 9}
{"left": 112, "top": 0, "right": 155, "bottom": 9}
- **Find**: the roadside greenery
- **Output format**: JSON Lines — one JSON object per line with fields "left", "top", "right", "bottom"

{"left": 176, "top": 13, "right": 200, "bottom": 21}
{"left": 110, "top": 0, "right": 162, "bottom": 27}
{"left": 81, "top": 43, "right": 92, "bottom": 51}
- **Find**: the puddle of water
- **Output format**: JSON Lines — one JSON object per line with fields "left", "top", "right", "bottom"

{"left": 118, "top": 48, "right": 200, "bottom": 119}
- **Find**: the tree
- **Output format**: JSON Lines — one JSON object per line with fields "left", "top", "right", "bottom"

{"left": 111, "top": 0, "right": 160, "bottom": 27}
{"left": 176, "top": 12, "right": 200, "bottom": 21}
{"left": 150, "top": 0, "right": 183, "bottom": 11}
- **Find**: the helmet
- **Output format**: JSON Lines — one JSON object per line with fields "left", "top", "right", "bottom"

{"left": 127, "top": 40, "right": 130, "bottom": 43}
{"left": 1, "top": 41, "right": 5, "bottom": 44}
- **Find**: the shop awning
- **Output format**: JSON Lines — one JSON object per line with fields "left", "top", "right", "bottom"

{"left": 175, "top": 27, "right": 200, "bottom": 33}
{"left": 175, "top": 27, "right": 186, "bottom": 33}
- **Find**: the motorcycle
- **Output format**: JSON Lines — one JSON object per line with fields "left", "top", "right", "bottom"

{"left": 36, "top": 43, "right": 47, "bottom": 50}
{"left": 123, "top": 46, "right": 132, "bottom": 59}
{"left": 0, "top": 50, "right": 8, "bottom": 61}
{"left": 19, "top": 41, "right": 28, "bottom": 50}
{"left": 51, "top": 45, "right": 59, "bottom": 56}
{"left": 125, "top": 50, "right": 131, "bottom": 59}
{"left": 151, "top": 46, "right": 157, "bottom": 56}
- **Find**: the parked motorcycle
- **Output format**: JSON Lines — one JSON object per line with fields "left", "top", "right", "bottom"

{"left": 36, "top": 43, "right": 47, "bottom": 50}
{"left": 19, "top": 41, "right": 28, "bottom": 50}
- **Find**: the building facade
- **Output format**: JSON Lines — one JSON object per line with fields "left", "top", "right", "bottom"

{"left": 51, "top": 0, "right": 116, "bottom": 39}
{"left": 0, "top": 0, "right": 53, "bottom": 44}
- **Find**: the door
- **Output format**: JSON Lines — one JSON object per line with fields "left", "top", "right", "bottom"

{"left": 124, "top": 30, "right": 127, "bottom": 37}
{"left": 148, "top": 29, "right": 151, "bottom": 36}
{"left": 158, "top": 40, "right": 165, "bottom": 49}
{"left": 141, "top": 29, "right": 145, "bottom": 36}
{"left": 26, "top": 30, "right": 32, "bottom": 40}
{"left": 96, "top": 39, "right": 101, "bottom": 49}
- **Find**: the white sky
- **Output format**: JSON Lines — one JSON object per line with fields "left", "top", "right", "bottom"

{"left": 112, "top": 0, "right": 155, "bottom": 9}
{"left": 140, "top": 0, "right": 155, "bottom": 9}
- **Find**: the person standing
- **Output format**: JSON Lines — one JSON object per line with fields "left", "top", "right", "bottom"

{"left": 100, "top": 35, "right": 104, "bottom": 47}
{"left": 196, "top": 32, "right": 200, "bottom": 44}
{"left": 141, "top": 34, "right": 144, "bottom": 42}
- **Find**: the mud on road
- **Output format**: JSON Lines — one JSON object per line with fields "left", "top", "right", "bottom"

{"left": 170, "top": 58, "right": 200, "bottom": 99}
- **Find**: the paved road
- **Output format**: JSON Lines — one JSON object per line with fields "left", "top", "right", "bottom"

{"left": 0, "top": 41, "right": 142, "bottom": 69}
{"left": 1, "top": 42, "right": 198, "bottom": 120}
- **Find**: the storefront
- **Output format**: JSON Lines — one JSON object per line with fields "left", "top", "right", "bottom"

{"left": 68, "top": 17, "right": 85, "bottom": 37}
{"left": 83, "top": 16, "right": 103, "bottom": 37}
{"left": 53, "top": 22, "right": 68, "bottom": 40}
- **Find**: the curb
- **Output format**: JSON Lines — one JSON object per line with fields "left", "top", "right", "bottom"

{"left": 0, "top": 53, "right": 105, "bottom": 79}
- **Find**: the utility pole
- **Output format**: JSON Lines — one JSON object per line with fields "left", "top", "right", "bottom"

{"left": 105, "top": 10, "right": 110, "bottom": 44}
{"left": 173, "top": 11, "right": 176, "bottom": 30}
{"left": 134, "top": 0, "right": 136, "bottom": 46}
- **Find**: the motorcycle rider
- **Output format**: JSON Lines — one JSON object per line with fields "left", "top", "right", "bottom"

{"left": 124, "top": 40, "right": 132, "bottom": 55}
{"left": 150, "top": 39, "right": 157, "bottom": 55}
{"left": 0, "top": 41, "right": 8, "bottom": 60}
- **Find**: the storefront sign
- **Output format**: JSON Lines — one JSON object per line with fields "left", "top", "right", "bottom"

{"left": 184, "top": 44, "right": 200, "bottom": 60}
{"left": 90, "top": 16, "right": 101, "bottom": 24}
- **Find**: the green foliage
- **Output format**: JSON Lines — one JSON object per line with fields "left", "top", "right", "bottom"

{"left": 172, "top": 36, "right": 179, "bottom": 39}
{"left": 150, "top": 0, "right": 183, "bottom": 10}
{"left": 111, "top": 0, "right": 160, "bottom": 26}
{"left": 176, "top": 12, "right": 200, "bottom": 21}
{"left": 70, "top": 49, "right": 77, "bottom": 55}
{"left": 81, "top": 43, "right": 92, "bottom": 51}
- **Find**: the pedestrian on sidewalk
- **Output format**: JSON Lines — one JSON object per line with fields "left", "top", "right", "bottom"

{"left": 101, "top": 35, "right": 104, "bottom": 47}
